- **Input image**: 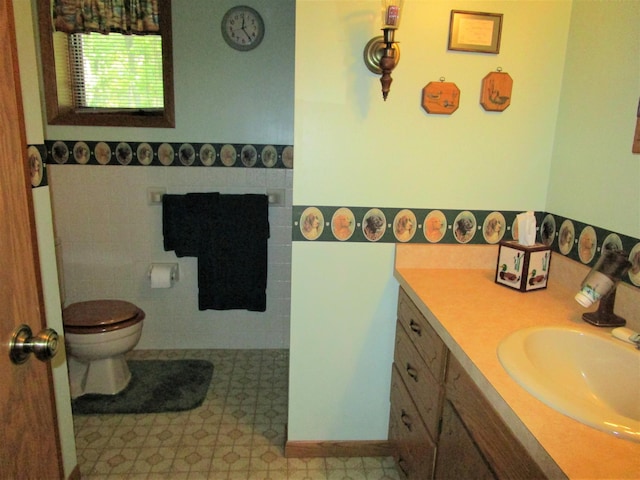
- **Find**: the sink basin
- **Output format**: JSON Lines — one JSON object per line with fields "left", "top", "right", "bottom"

{"left": 498, "top": 326, "right": 640, "bottom": 442}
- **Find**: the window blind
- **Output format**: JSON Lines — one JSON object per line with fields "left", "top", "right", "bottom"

{"left": 69, "top": 33, "right": 164, "bottom": 110}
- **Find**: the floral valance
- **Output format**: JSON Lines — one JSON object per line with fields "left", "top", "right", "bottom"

{"left": 52, "top": 0, "right": 160, "bottom": 35}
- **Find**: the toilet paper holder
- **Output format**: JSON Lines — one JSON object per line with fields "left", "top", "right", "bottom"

{"left": 148, "top": 263, "right": 179, "bottom": 282}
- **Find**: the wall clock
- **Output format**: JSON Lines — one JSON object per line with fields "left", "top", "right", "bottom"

{"left": 221, "top": 6, "right": 265, "bottom": 51}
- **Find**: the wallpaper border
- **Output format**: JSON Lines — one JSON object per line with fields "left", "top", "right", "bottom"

{"left": 28, "top": 144, "right": 48, "bottom": 188}
{"left": 28, "top": 140, "right": 639, "bottom": 288}
{"left": 41, "top": 140, "right": 294, "bottom": 169}
{"left": 292, "top": 205, "right": 640, "bottom": 288}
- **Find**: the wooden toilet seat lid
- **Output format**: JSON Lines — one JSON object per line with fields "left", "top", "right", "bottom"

{"left": 63, "top": 300, "right": 144, "bottom": 328}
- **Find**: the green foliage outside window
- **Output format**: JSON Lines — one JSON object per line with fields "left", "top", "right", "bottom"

{"left": 72, "top": 33, "right": 164, "bottom": 109}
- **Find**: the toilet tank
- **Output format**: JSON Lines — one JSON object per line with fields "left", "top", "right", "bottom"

{"left": 54, "top": 237, "right": 65, "bottom": 306}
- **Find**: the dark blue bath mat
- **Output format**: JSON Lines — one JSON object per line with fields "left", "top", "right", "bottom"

{"left": 71, "top": 359, "right": 213, "bottom": 414}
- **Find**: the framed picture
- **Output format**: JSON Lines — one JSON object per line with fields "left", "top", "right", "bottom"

{"left": 448, "top": 10, "right": 503, "bottom": 54}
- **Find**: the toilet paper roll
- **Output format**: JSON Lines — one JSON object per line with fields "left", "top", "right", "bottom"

{"left": 150, "top": 264, "right": 174, "bottom": 288}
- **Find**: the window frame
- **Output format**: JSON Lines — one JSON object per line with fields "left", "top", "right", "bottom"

{"left": 36, "top": 0, "right": 175, "bottom": 128}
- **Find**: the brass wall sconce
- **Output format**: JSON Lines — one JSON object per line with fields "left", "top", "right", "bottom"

{"left": 363, "top": 0, "right": 404, "bottom": 101}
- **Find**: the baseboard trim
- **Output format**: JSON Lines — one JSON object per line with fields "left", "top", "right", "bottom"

{"left": 68, "top": 464, "right": 81, "bottom": 480}
{"left": 284, "top": 440, "right": 393, "bottom": 458}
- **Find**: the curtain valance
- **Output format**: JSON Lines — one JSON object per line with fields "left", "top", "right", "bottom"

{"left": 52, "top": 0, "right": 160, "bottom": 35}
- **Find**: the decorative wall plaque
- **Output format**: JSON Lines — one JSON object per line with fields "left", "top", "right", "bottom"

{"left": 480, "top": 69, "right": 512, "bottom": 112}
{"left": 422, "top": 79, "right": 460, "bottom": 115}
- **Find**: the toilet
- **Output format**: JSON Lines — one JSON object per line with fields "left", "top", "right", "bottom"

{"left": 63, "top": 300, "right": 145, "bottom": 399}
{"left": 55, "top": 239, "right": 145, "bottom": 399}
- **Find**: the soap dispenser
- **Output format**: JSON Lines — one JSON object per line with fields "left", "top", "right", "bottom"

{"left": 575, "top": 249, "right": 631, "bottom": 327}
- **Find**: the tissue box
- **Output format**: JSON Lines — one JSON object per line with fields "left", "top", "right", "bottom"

{"left": 495, "top": 240, "right": 552, "bottom": 292}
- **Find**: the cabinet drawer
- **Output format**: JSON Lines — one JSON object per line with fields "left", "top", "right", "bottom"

{"left": 389, "top": 366, "right": 436, "bottom": 479}
{"left": 394, "top": 323, "right": 444, "bottom": 439}
{"left": 398, "top": 288, "right": 447, "bottom": 382}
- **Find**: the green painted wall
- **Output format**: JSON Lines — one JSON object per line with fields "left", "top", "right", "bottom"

{"left": 547, "top": 0, "right": 640, "bottom": 238}
{"left": 289, "top": 0, "right": 638, "bottom": 442}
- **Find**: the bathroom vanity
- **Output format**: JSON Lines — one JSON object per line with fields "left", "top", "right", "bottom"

{"left": 390, "top": 245, "right": 640, "bottom": 479}
{"left": 391, "top": 287, "right": 546, "bottom": 478}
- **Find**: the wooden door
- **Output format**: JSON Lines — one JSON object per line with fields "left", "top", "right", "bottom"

{"left": 0, "top": 1, "right": 64, "bottom": 478}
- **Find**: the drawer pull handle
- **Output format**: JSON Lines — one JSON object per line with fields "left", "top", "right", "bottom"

{"left": 397, "top": 456, "right": 410, "bottom": 477}
{"left": 406, "top": 364, "right": 418, "bottom": 382}
{"left": 409, "top": 319, "right": 422, "bottom": 336}
{"left": 400, "top": 410, "right": 413, "bottom": 432}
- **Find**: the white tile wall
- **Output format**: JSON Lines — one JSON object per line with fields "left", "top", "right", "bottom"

{"left": 49, "top": 165, "right": 293, "bottom": 349}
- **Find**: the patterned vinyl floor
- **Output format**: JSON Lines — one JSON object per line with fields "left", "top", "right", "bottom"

{"left": 73, "top": 349, "right": 401, "bottom": 479}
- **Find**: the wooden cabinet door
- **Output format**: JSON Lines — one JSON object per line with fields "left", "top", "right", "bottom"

{"left": 445, "top": 356, "right": 547, "bottom": 480}
{"left": 434, "top": 400, "right": 496, "bottom": 480}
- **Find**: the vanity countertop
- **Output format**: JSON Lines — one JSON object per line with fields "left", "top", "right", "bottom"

{"left": 394, "top": 245, "right": 640, "bottom": 479}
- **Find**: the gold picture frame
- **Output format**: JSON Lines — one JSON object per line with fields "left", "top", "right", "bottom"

{"left": 448, "top": 10, "right": 503, "bottom": 54}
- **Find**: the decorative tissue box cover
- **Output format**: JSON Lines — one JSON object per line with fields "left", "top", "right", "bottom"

{"left": 495, "top": 240, "right": 552, "bottom": 292}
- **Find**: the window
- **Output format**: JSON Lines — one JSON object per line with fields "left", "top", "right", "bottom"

{"left": 69, "top": 33, "right": 164, "bottom": 109}
{"left": 37, "top": 0, "right": 175, "bottom": 128}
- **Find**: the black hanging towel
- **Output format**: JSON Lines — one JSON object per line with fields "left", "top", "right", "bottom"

{"left": 198, "top": 194, "right": 269, "bottom": 312}
{"left": 162, "top": 193, "right": 220, "bottom": 257}
{"left": 162, "top": 192, "right": 269, "bottom": 312}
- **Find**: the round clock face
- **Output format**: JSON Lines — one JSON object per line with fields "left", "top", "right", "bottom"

{"left": 221, "top": 6, "right": 265, "bottom": 51}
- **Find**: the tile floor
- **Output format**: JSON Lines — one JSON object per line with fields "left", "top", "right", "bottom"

{"left": 73, "top": 349, "right": 402, "bottom": 479}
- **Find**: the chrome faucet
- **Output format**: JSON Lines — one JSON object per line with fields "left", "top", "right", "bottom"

{"left": 575, "top": 250, "right": 632, "bottom": 327}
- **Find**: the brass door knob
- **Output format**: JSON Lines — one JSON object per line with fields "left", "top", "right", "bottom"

{"left": 9, "top": 324, "right": 59, "bottom": 364}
